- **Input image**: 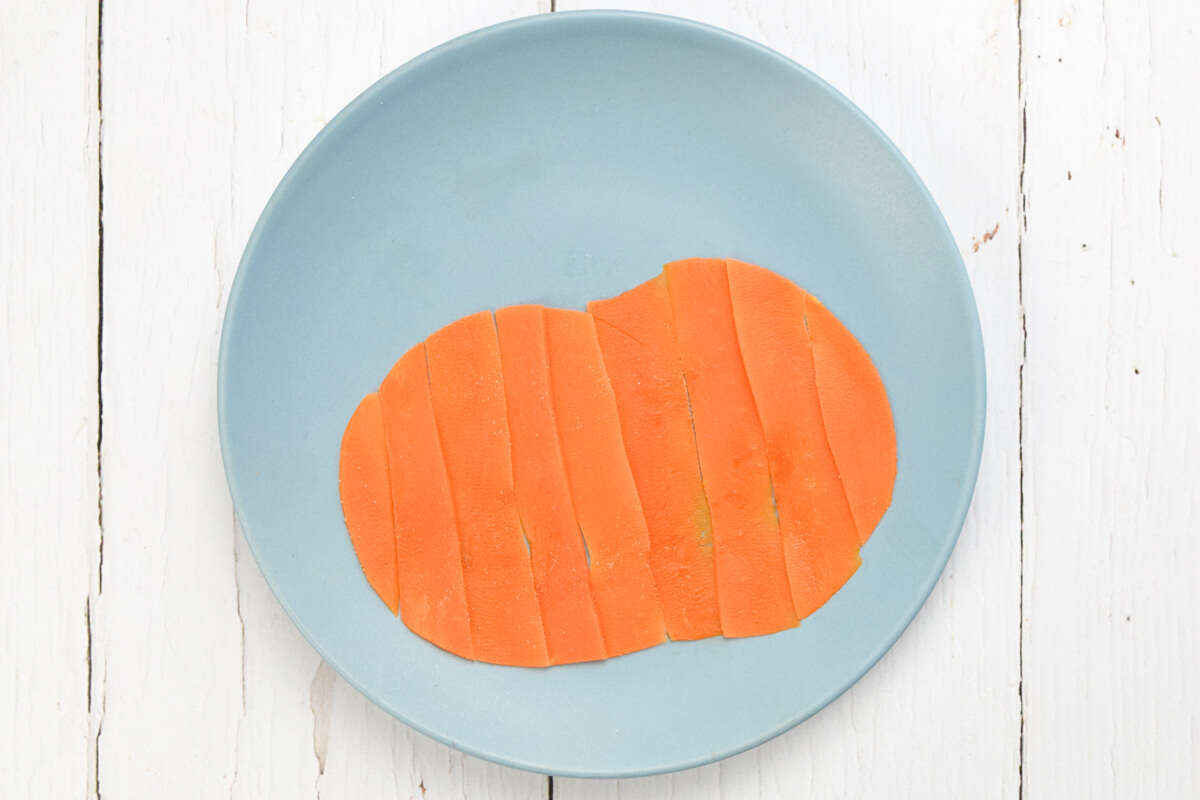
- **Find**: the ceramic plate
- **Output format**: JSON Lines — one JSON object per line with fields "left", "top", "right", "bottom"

{"left": 219, "top": 11, "right": 985, "bottom": 778}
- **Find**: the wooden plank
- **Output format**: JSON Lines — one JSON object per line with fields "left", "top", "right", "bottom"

{"left": 554, "top": 1, "right": 1023, "bottom": 797}
{"left": 1020, "top": 0, "right": 1200, "bottom": 795}
{"left": 101, "top": 0, "right": 547, "bottom": 797}
{"left": 99, "top": 0, "right": 246, "bottom": 790}
{"left": 0, "top": 1, "right": 99, "bottom": 797}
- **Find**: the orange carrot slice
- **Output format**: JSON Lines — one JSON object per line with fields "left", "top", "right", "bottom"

{"left": 543, "top": 307, "right": 667, "bottom": 657}
{"left": 726, "top": 261, "right": 862, "bottom": 618}
{"left": 338, "top": 393, "right": 400, "bottom": 615}
{"left": 805, "top": 296, "right": 897, "bottom": 543}
{"left": 588, "top": 276, "right": 721, "bottom": 641}
{"left": 378, "top": 344, "right": 474, "bottom": 660}
{"left": 426, "top": 311, "right": 549, "bottom": 667}
{"left": 495, "top": 305, "right": 607, "bottom": 665}
{"left": 664, "top": 258, "right": 798, "bottom": 637}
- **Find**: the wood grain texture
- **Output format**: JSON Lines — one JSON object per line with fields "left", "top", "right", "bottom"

{"left": 99, "top": 0, "right": 546, "bottom": 798}
{"left": 1021, "top": 0, "right": 1200, "bottom": 795}
{"left": 99, "top": 0, "right": 246, "bottom": 790}
{"left": 555, "top": 1, "right": 1023, "bottom": 797}
{"left": 0, "top": 1, "right": 99, "bottom": 797}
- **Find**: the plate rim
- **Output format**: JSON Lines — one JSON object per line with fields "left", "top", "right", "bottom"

{"left": 218, "top": 9, "right": 987, "bottom": 778}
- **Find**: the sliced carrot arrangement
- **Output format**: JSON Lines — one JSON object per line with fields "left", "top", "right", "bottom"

{"left": 805, "top": 296, "right": 897, "bottom": 543}
{"left": 495, "top": 305, "right": 607, "bottom": 665}
{"left": 338, "top": 393, "right": 399, "bottom": 615}
{"left": 664, "top": 258, "right": 798, "bottom": 638}
{"left": 338, "top": 260, "right": 895, "bottom": 665}
{"left": 543, "top": 308, "right": 667, "bottom": 657}
{"left": 589, "top": 276, "right": 721, "bottom": 642}
{"left": 377, "top": 344, "right": 475, "bottom": 659}
{"left": 425, "top": 311, "right": 549, "bottom": 667}
{"left": 726, "top": 260, "right": 862, "bottom": 618}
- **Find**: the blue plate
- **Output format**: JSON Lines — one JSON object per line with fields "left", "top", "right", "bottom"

{"left": 219, "top": 11, "right": 985, "bottom": 778}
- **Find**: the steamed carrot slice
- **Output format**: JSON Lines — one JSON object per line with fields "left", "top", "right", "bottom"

{"left": 726, "top": 261, "right": 862, "bottom": 617}
{"left": 425, "top": 311, "right": 549, "bottom": 667}
{"left": 588, "top": 277, "right": 722, "bottom": 641}
{"left": 495, "top": 305, "right": 607, "bottom": 665}
{"left": 543, "top": 308, "right": 667, "bottom": 657}
{"left": 805, "top": 297, "right": 897, "bottom": 543}
{"left": 378, "top": 344, "right": 474, "bottom": 660}
{"left": 664, "top": 258, "right": 798, "bottom": 637}
{"left": 338, "top": 393, "right": 400, "bottom": 615}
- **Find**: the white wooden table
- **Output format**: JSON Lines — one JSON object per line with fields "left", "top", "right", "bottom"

{"left": 4, "top": 0, "right": 1197, "bottom": 796}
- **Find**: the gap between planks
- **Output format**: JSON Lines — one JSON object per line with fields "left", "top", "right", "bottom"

{"left": 89, "top": 0, "right": 106, "bottom": 798}
{"left": 1016, "top": 0, "right": 1028, "bottom": 798}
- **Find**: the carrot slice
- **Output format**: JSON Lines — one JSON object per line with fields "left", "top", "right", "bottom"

{"left": 339, "top": 393, "right": 400, "bottom": 615}
{"left": 588, "top": 277, "right": 721, "bottom": 641}
{"left": 495, "top": 305, "right": 607, "bottom": 665}
{"left": 378, "top": 344, "right": 474, "bottom": 660}
{"left": 425, "top": 311, "right": 549, "bottom": 667}
{"left": 726, "top": 261, "right": 862, "bottom": 618}
{"left": 543, "top": 308, "right": 667, "bottom": 657}
{"left": 804, "top": 296, "right": 896, "bottom": 543}
{"left": 664, "top": 258, "right": 798, "bottom": 637}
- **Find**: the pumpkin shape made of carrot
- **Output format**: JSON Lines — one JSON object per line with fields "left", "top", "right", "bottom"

{"left": 337, "top": 259, "right": 896, "bottom": 666}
